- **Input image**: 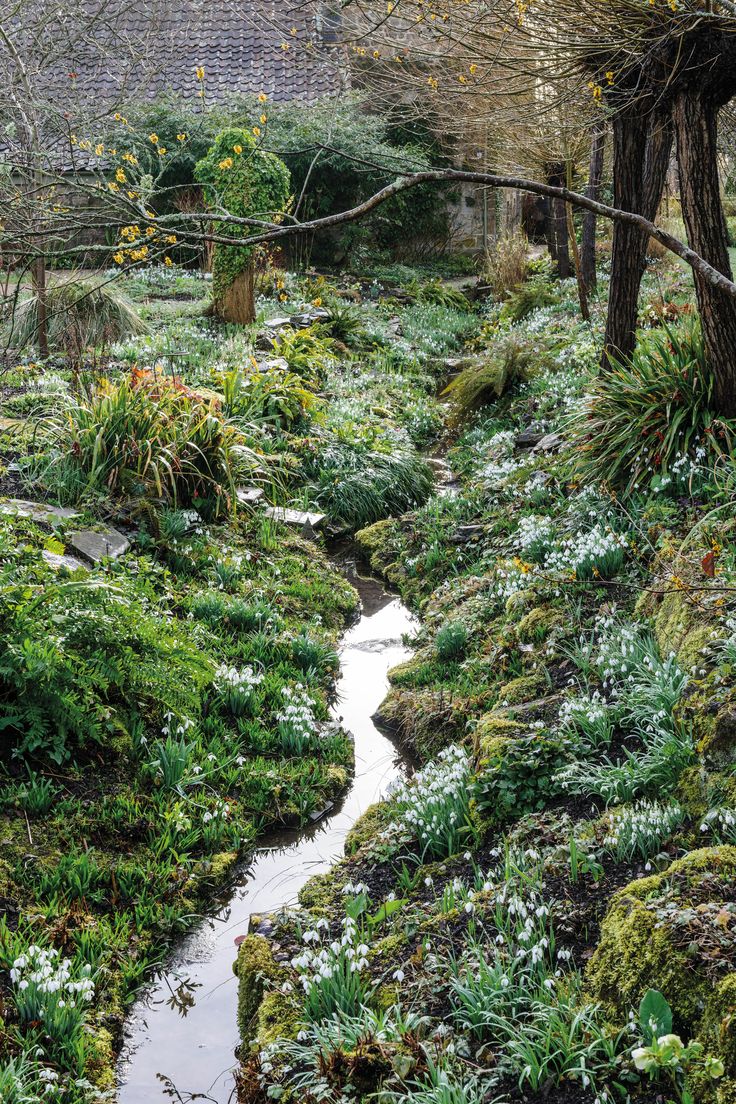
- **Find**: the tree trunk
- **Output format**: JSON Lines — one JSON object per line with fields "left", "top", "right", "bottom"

{"left": 567, "top": 202, "right": 590, "bottom": 322}
{"left": 32, "top": 254, "right": 49, "bottom": 357}
{"left": 604, "top": 108, "right": 672, "bottom": 366}
{"left": 216, "top": 264, "right": 255, "bottom": 325}
{"left": 546, "top": 162, "right": 571, "bottom": 277}
{"left": 673, "top": 87, "right": 736, "bottom": 416}
{"left": 581, "top": 120, "right": 605, "bottom": 292}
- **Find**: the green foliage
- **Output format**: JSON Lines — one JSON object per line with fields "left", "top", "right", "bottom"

{"left": 414, "top": 278, "right": 469, "bottom": 310}
{"left": 5, "top": 276, "right": 146, "bottom": 362}
{"left": 257, "top": 96, "right": 452, "bottom": 264}
{"left": 305, "top": 444, "right": 433, "bottom": 530}
{"left": 443, "top": 332, "right": 543, "bottom": 421}
{"left": 38, "top": 374, "right": 242, "bottom": 515}
{"left": 573, "top": 320, "right": 736, "bottom": 493}
{"left": 222, "top": 363, "right": 319, "bottom": 429}
{"left": 268, "top": 325, "right": 334, "bottom": 383}
{"left": 436, "top": 621, "right": 469, "bottom": 661}
{"left": 195, "top": 127, "right": 290, "bottom": 305}
{"left": 0, "top": 573, "right": 210, "bottom": 763}
{"left": 498, "top": 273, "right": 559, "bottom": 323}
{"left": 639, "top": 988, "right": 673, "bottom": 1043}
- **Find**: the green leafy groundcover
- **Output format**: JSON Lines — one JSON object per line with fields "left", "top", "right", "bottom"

{"left": 0, "top": 509, "right": 357, "bottom": 1095}
{"left": 235, "top": 270, "right": 736, "bottom": 1104}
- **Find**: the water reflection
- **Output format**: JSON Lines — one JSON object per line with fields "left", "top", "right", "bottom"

{"left": 117, "top": 551, "right": 417, "bottom": 1103}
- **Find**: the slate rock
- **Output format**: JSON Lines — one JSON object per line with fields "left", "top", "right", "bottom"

{"left": 1, "top": 499, "right": 79, "bottom": 523}
{"left": 532, "top": 432, "right": 564, "bottom": 453}
{"left": 68, "top": 528, "right": 130, "bottom": 563}
{"left": 515, "top": 429, "right": 544, "bottom": 449}
{"left": 42, "top": 550, "right": 88, "bottom": 572}
{"left": 236, "top": 487, "right": 264, "bottom": 506}
{"left": 263, "top": 506, "right": 326, "bottom": 538}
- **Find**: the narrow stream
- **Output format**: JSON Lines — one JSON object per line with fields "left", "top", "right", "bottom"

{"left": 117, "top": 548, "right": 417, "bottom": 1103}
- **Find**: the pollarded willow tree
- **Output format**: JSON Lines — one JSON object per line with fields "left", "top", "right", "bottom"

{"left": 324, "top": 0, "right": 736, "bottom": 409}
{"left": 194, "top": 127, "right": 290, "bottom": 324}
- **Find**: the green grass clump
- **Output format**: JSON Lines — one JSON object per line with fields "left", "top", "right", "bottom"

{"left": 4, "top": 275, "right": 146, "bottom": 362}
{"left": 572, "top": 319, "right": 735, "bottom": 493}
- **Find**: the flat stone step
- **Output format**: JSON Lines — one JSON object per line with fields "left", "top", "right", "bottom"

{"left": 68, "top": 527, "right": 130, "bottom": 563}
{"left": 532, "top": 432, "right": 564, "bottom": 454}
{"left": 236, "top": 486, "right": 264, "bottom": 506}
{"left": 42, "top": 550, "right": 88, "bottom": 572}
{"left": 263, "top": 506, "right": 326, "bottom": 537}
{"left": 1, "top": 499, "right": 79, "bottom": 523}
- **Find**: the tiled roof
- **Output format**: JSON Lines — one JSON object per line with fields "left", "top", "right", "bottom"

{"left": 10, "top": 0, "right": 344, "bottom": 109}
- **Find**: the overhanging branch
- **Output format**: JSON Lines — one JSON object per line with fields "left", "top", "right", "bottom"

{"left": 178, "top": 167, "right": 736, "bottom": 301}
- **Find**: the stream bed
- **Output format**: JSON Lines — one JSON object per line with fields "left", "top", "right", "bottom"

{"left": 117, "top": 548, "right": 417, "bottom": 1104}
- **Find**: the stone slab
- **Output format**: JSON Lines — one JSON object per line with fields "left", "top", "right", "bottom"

{"left": 236, "top": 486, "right": 264, "bottom": 506}
{"left": 263, "top": 506, "right": 326, "bottom": 537}
{"left": 532, "top": 432, "right": 564, "bottom": 454}
{"left": 42, "top": 550, "right": 88, "bottom": 572}
{"left": 68, "top": 528, "right": 130, "bottom": 563}
{"left": 1, "top": 499, "right": 79, "bottom": 523}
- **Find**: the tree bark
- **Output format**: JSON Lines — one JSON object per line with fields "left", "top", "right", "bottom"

{"left": 581, "top": 120, "right": 605, "bottom": 292}
{"left": 604, "top": 108, "right": 673, "bottom": 366}
{"left": 216, "top": 264, "right": 255, "bottom": 325}
{"left": 32, "top": 254, "right": 48, "bottom": 357}
{"left": 674, "top": 87, "right": 736, "bottom": 416}
{"left": 546, "top": 162, "right": 571, "bottom": 277}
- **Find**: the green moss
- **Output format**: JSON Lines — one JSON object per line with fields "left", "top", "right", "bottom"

{"left": 256, "top": 989, "right": 302, "bottom": 1048}
{"left": 516, "top": 606, "right": 563, "bottom": 643}
{"left": 372, "top": 983, "right": 400, "bottom": 1013}
{"left": 376, "top": 686, "right": 468, "bottom": 758}
{"left": 684, "top": 974, "right": 736, "bottom": 1103}
{"left": 345, "top": 802, "right": 392, "bottom": 857}
{"left": 496, "top": 671, "right": 546, "bottom": 707}
{"left": 473, "top": 713, "right": 525, "bottom": 762}
{"left": 236, "top": 934, "right": 285, "bottom": 1039}
{"left": 85, "top": 1025, "right": 116, "bottom": 1091}
{"left": 586, "top": 848, "right": 736, "bottom": 1032}
{"left": 355, "top": 519, "right": 399, "bottom": 575}
{"left": 299, "top": 868, "right": 345, "bottom": 912}
{"left": 700, "top": 974, "right": 736, "bottom": 1075}
{"left": 638, "top": 562, "right": 718, "bottom": 673}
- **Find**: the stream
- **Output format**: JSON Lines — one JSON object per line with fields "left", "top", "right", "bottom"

{"left": 117, "top": 547, "right": 417, "bottom": 1104}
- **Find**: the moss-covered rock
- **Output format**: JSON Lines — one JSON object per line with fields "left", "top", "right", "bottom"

{"left": 236, "top": 934, "right": 285, "bottom": 1039}
{"left": 586, "top": 847, "right": 736, "bottom": 1037}
{"left": 355, "top": 519, "right": 401, "bottom": 578}
{"left": 496, "top": 671, "right": 546, "bottom": 707}
{"left": 255, "top": 989, "right": 302, "bottom": 1048}
{"left": 473, "top": 713, "right": 525, "bottom": 765}
{"left": 516, "top": 606, "right": 563, "bottom": 643}
{"left": 375, "top": 686, "right": 468, "bottom": 759}
{"left": 345, "top": 802, "right": 392, "bottom": 857}
{"left": 637, "top": 551, "right": 720, "bottom": 675}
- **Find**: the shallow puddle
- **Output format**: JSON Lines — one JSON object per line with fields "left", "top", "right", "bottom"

{"left": 117, "top": 549, "right": 416, "bottom": 1103}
